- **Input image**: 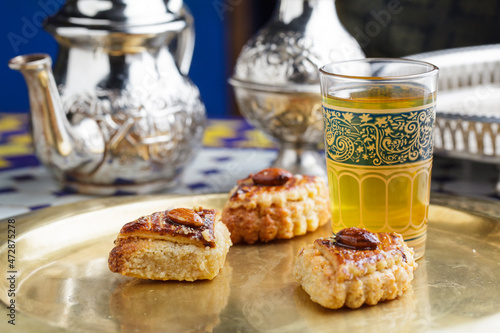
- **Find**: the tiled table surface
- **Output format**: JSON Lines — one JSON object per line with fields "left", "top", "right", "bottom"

{"left": 0, "top": 113, "right": 499, "bottom": 220}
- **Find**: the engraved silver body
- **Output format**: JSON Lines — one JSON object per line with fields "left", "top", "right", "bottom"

{"left": 230, "top": 0, "right": 364, "bottom": 176}
{"left": 9, "top": 0, "right": 205, "bottom": 194}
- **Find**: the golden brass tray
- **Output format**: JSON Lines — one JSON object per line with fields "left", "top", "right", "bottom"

{"left": 1, "top": 193, "right": 500, "bottom": 332}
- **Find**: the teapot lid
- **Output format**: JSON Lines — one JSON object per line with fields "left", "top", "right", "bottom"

{"left": 45, "top": 0, "right": 188, "bottom": 35}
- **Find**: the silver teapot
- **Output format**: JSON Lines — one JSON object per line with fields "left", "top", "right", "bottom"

{"left": 9, "top": 0, "right": 206, "bottom": 195}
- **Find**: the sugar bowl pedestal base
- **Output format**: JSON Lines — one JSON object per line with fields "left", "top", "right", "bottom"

{"left": 272, "top": 142, "right": 326, "bottom": 177}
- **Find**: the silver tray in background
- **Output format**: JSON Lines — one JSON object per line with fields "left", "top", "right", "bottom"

{"left": 408, "top": 44, "right": 500, "bottom": 192}
{"left": 1, "top": 193, "right": 500, "bottom": 332}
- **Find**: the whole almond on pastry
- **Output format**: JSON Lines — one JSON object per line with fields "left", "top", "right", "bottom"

{"left": 252, "top": 167, "right": 293, "bottom": 186}
{"left": 167, "top": 208, "right": 204, "bottom": 228}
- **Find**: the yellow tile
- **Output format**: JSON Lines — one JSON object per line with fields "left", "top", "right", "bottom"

{"left": 0, "top": 159, "right": 10, "bottom": 168}
{"left": 0, "top": 144, "right": 33, "bottom": 157}
{"left": 237, "top": 129, "right": 274, "bottom": 149}
{"left": 203, "top": 124, "right": 236, "bottom": 147}
{"left": 0, "top": 115, "right": 23, "bottom": 131}
{"left": 10, "top": 133, "right": 32, "bottom": 145}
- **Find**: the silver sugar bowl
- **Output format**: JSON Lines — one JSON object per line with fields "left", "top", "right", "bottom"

{"left": 9, "top": 0, "right": 205, "bottom": 195}
{"left": 230, "top": 0, "right": 364, "bottom": 176}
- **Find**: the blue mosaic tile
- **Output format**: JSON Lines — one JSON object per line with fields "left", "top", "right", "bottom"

{"left": 29, "top": 204, "right": 51, "bottom": 211}
{"left": 213, "top": 156, "right": 232, "bottom": 162}
{"left": 114, "top": 178, "right": 137, "bottom": 185}
{"left": 1, "top": 156, "right": 40, "bottom": 171}
{"left": 0, "top": 187, "right": 16, "bottom": 194}
{"left": 187, "top": 183, "right": 209, "bottom": 190}
{"left": 201, "top": 169, "right": 220, "bottom": 175}
{"left": 53, "top": 187, "right": 78, "bottom": 197}
{"left": 11, "top": 174, "right": 36, "bottom": 181}
{"left": 114, "top": 190, "right": 137, "bottom": 196}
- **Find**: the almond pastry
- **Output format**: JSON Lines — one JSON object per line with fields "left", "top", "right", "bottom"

{"left": 108, "top": 207, "right": 232, "bottom": 281}
{"left": 293, "top": 227, "right": 417, "bottom": 309}
{"left": 221, "top": 167, "right": 330, "bottom": 244}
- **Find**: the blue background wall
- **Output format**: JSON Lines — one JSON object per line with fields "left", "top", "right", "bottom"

{"left": 0, "top": 0, "right": 230, "bottom": 118}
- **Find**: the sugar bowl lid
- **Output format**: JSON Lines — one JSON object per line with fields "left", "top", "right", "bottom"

{"left": 45, "top": 0, "right": 188, "bottom": 35}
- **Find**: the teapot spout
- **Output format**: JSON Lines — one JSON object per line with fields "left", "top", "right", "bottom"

{"left": 9, "top": 54, "right": 104, "bottom": 175}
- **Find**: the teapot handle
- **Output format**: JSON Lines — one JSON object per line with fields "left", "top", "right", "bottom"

{"left": 175, "top": 5, "right": 195, "bottom": 75}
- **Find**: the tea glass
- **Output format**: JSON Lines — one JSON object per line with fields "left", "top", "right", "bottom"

{"left": 319, "top": 58, "right": 439, "bottom": 259}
